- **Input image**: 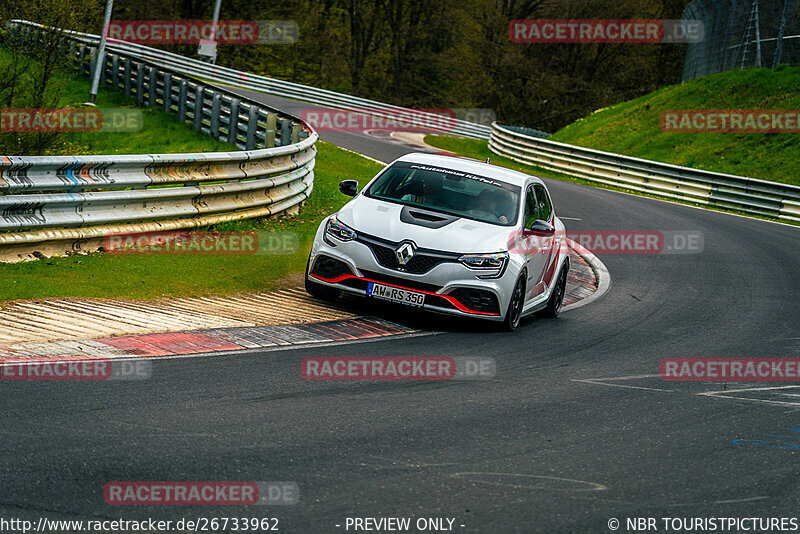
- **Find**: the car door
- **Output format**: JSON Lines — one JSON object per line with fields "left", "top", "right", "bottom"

{"left": 522, "top": 184, "right": 549, "bottom": 301}
{"left": 533, "top": 183, "right": 562, "bottom": 290}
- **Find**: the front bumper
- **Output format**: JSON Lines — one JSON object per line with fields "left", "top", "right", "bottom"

{"left": 308, "top": 230, "right": 516, "bottom": 321}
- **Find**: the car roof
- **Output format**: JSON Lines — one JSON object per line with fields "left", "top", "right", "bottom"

{"left": 393, "top": 152, "right": 539, "bottom": 188}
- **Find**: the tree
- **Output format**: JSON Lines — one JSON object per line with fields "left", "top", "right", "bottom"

{"left": 0, "top": 0, "right": 102, "bottom": 155}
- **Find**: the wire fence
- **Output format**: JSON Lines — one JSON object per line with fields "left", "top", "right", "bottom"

{"left": 682, "top": 0, "right": 800, "bottom": 80}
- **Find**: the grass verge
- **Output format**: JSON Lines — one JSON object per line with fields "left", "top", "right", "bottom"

{"left": 547, "top": 66, "right": 800, "bottom": 186}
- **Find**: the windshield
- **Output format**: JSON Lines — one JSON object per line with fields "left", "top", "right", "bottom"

{"left": 365, "top": 162, "right": 520, "bottom": 226}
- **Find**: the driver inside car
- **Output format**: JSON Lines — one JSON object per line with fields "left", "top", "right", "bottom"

{"left": 494, "top": 190, "right": 513, "bottom": 224}
{"left": 401, "top": 173, "right": 447, "bottom": 208}
{"left": 471, "top": 189, "right": 511, "bottom": 224}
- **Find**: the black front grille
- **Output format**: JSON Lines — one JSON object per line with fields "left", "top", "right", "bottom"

{"left": 366, "top": 242, "right": 450, "bottom": 274}
{"left": 447, "top": 288, "right": 500, "bottom": 314}
{"left": 356, "top": 233, "right": 460, "bottom": 275}
{"left": 311, "top": 254, "right": 352, "bottom": 279}
{"left": 340, "top": 277, "right": 369, "bottom": 291}
{"left": 369, "top": 242, "right": 398, "bottom": 268}
{"left": 359, "top": 270, "right": 442, "bottom": 293}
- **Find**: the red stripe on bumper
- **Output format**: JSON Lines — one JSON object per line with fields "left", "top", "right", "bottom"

{"left": 310, "top": 273, "right": 501, "bottom": 316}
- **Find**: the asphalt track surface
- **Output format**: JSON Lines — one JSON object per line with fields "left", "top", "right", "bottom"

{"left": 2, "top": 92, "right": 800, "bottom": 534}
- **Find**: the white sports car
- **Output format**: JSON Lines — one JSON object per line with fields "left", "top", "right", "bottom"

{"left": 305, "top": 153, "right": 569, "bottom": 330}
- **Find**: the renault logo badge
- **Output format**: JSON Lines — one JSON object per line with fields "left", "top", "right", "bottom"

{"left": 395, "top": 242, "right": 415, "bottom": 265}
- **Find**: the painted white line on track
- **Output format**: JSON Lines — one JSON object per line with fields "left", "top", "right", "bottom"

{"left": 449, "top": 472, "right": 608, "bottom": 492}
{"left": 571, "top": 374, "right": 672, "bottom": 392}
{"left": 698, "top": 385, "right": 800, "bottom": 407}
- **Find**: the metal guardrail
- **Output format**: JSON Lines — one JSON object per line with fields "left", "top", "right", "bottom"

{"left": 8, "top": 20, "right": 492, "bottom": 140}
{"left": 0, "top": 145, "right": 315, "bottom": 229}
{"left": 0, "top": 141, "right": 317, "bottom": 260}
{"left": 489, "top": 122, "right": 800, "bottom": 223}
{"left": 0, "top": 23, "right": 319, "bottom": 261}
{"left": 495, "top": 124, "right": 550, "bottom": 140}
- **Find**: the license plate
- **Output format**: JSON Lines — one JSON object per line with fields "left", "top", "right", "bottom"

{"left": 367, "top": 282, "right": 425, "bottom": 307}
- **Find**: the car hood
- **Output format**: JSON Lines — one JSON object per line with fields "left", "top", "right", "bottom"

{"left": 337, "top": 195, "right": 512, "bottom": 254}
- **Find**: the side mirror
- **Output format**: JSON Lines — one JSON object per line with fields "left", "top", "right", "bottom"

{"left": 529, "top": 219, "right": 555, "bottom": 236}
{"left": 339, "top": 180, "right": 358, "bottom": 197}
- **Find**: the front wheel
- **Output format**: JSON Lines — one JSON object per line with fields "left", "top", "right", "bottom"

{"left": 541, "top": 262, "right": 569, "bottom": 318}
{"left": 503, "top": 275, "right": 526, "bottom": 331}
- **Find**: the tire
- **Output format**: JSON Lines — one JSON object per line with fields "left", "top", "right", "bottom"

{"left": 304, "top": 255, "right": 341, "bottom": 302}
{"left": 541, "top": 261, "right": 569, "bottom": 318}
{"left": 503, "top": 274, "right": 526, "bottom": 332}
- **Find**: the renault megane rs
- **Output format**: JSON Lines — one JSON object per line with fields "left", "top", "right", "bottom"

{"left": 305, "top": 153, "right": 569, "bottom": 331}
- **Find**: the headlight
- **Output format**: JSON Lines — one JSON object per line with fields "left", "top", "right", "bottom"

{"left": 324, "top": 216, "right": 357, "bottom": 244}
{"left": 458, "top": 252, "right": 508, "bottom": 279}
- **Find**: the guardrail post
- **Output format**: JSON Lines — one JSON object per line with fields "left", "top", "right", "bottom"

{"left": 68, "top": 41, "right": 77, "bottom": 71}
{"left": 193, "top": 86, "right": 204, "bottom": 131}
{"left": 123, "top": 58, "right": 132, "bottom": 96}
{"left": 291, "top": 123, "right": 301, "bottom": 144}
{"left": 5, "top": 23, "right": 17, "bottom": 47}
{"left": 103, "top": 53, "right": 112, "bottom": 86}
{"left": 210, "top": 93, "right": 222, "bottom": 139}
{"left": 228, "top": 98, "right": 240, "bottom": 145}
{"left": 77, "top": 45, "right": 87, "bottom": 73}
{"left": 279, "top": 119, "right": 292, "bottom": 146}
{"left": 263, "top": 113, "right": 277, "bottom": 148}
{"left": 89, "top": 48, "right": 98, "bottom": 81}
{"left": 147, "top": 67, "right": 157, "bottom": 107}
{"left": 163, "top": 73, "right": 173, "bottom": 113}
{"left": 111, "top": 55, "right": 120, "bottom": 88}
{"left": 245, "top": 106, "right": 258, "bottom": 150}
{"left": 85, "top": 48, "right": 95, "bottom": 76}
{"left": 136, "top": 63, "right": 145, "bottom": 106}
{"left": 178, "top": 80, "right": 188, "bottom": 122}
{"left": 11, "top": 23, "right": 22, "bottom": 45}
